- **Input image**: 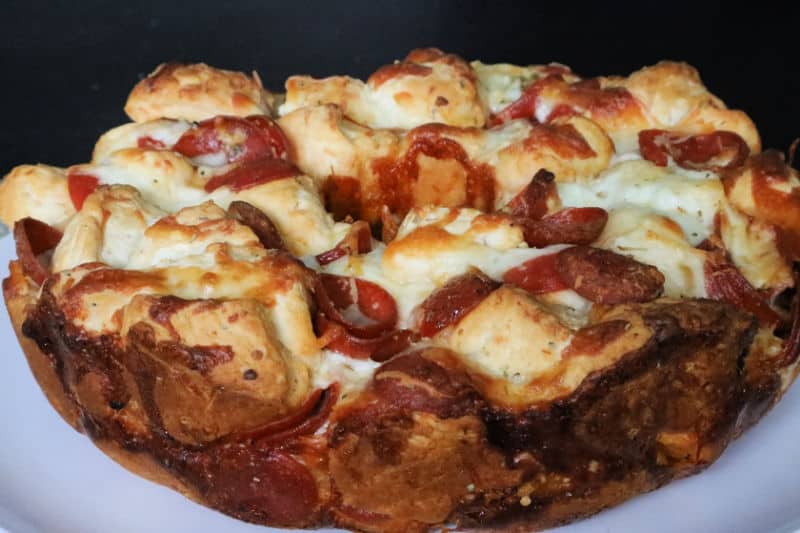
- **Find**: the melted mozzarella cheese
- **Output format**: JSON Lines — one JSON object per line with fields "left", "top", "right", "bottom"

{"left": 93, "top": 120, "right": 192, "bottom": 162}
{"left": 471, "top": 61, "right": 543, "bottom": 114}
{"left": 385, "top": 206, "right": 568, "bottom": 287}
{"left": 595, "top": 208, "right": 708, "bottom": 298}
{"left": 312, "top": 351, "right": 383, "bottom": 398}
{"left": 558, "top": 159, "right": 723, "bottom": 245}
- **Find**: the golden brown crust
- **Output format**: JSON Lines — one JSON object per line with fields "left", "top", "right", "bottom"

{"left": 0, "top": 165, "right": 75, "bottom": 230}
{"left": 125, "top": 63, "right": 275, "bottom": 122}
{"left": 8, "top": 243, "right": 795, "bottom": 533}
{"left": 281, "top": 48, "right": 486, "bottom": 129}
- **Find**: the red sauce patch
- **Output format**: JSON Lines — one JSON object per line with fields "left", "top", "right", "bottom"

{"left": 371, "top": 125, "right": 495, "bottom": 219}
{"left": 322, "top": 176, "right": 362, "bottom": 221}
{"left": 746, "top": 150, "right": 800, "bottom": 235}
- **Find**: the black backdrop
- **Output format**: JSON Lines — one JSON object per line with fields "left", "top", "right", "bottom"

{"left": 2, "top": 1, "right": 799, "bottom": 173}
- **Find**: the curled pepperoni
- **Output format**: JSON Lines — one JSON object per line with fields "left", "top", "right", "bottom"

{"left": 502, "top": 253, "right": 567, "bottom": 295}
{"left": 489, "top": 74, "right": 559, "bottom": 125}
{"left": 204, "top": 158, "right": 299, "bottom": 193}
{"left": 13, "top": 218, "right": 63, "bottom": 285}
{"left": 704, "top": 258, "right": 781, "bottom": 327}
{"left": 226, "top": 385, "right": 338, "bottom": 447}
{"left": 315, "top": 274, "right": 398, "bottom": 335}
{"left": 316, "top": 221, "right": 372, "bottom": 265}
{"left": 639, "top": 129, "right": 749, "bottom": 171}
{"left": 314, "top": 274, "right": 414, "bottom": 360}
{"left": 174, "top": 115, "right": 289, "bottom": 164}
{"left": 227, "top": 200, "right": 286, "bottom": 250}
{"left": 67, "top": 172, "right": 99, "bottom": 210}
{"left": 413, "top": 272, "right": 499, "bottom": 337}
{"left": 505, "top": 169, "right": 556, "bottom": 220}
{"left": 317, "top": 318, "right": 418, "bottom": 361}
{"left": 555, "top": 246, "right": 665, "bottom": 304}
{"left": 517, "top": 207, "right": 608, "bottom": 248}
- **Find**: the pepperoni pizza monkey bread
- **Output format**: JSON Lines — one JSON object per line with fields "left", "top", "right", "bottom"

{"left": 2, "top": 50, "right": 799, "bottom": 532}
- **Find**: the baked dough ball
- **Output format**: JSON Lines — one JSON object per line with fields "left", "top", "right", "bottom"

{"left": 624, "top": 61, "right": 760, "bottom": 153}
{"left": 125, "top": 63, "right": 275, "bottom": 122}
{"left": 0, "top": 164, "right": 74, "bottom": 229}
{"left": 281, "top": 48, "right": 486, "bottom": 129}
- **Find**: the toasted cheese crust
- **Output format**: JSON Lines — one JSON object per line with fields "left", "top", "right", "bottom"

{"left": 0, "top": 164, "right": 74, "bottom": 230}
{"left": 125, "top": 63, "right": 275, "bottom": 123}
{"left": 2, "top": 50, "right": 798, "bottom": 533}
{"left": 281, "top": 48, "right": 486, "bottom": 129}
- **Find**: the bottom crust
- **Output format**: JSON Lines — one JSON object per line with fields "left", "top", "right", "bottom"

{"left": 4, "top": 258, "right": 796, "bottom": 533}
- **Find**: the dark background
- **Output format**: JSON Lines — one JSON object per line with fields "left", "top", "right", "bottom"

{"left": 2, "top": 1, "right": 799, "bottom": 173}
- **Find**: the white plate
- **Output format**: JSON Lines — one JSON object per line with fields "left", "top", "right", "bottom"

{"left": 0, "top": 234, "right": 799, "bottom": 533}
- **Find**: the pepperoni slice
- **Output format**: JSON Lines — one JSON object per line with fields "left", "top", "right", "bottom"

{"left": 315, "top": 274, "right": 398, "bottom": 335}
{"left": 316, "top": 221, "right": 372, "bottom": 265}
{"left": 226, "top": 385, "right": 338, "bottom": 447}
{"left": 639, "top": 129, "right": 749, "bottom": 171}
{"left": 13, "top": 218, "right": 63, "bottom": 285}
{"left": 314, "top": 274, "right": 416, "bottom": 360}
{"left": 204, "top": 447, "right": 318, "bottom": 527}
{"left": 227, "top": 200, "right": 286, "bottom": 250}
{"left": 414, "top": 272, "right": 499, "bottom": 337}
{"left": 490, "top": 74, "right": 640, "bottom": 126}
{"left": 704, "top": 258, "right": 781, "bottom": 327}
{"left": 505, "top": 169, "right": 556, "bottom": 220}
{"left": 67, "top": 172, "right": 99, "bottom": 210}
{"left": 562, "top": 320, "right": 629, "bottom": 358}
{"left": 555, "top": 246, "right": 665, "bottom": 304}
{"left": 174, "top": 115, "right": 289, "bottom": 164}
{"left": 517, "top": 207, "right": 608, "bottom": 248}
{"left": 502, "top": 253, "right": 567, "bottom": 295}
{"left": 489, "top": 74, "right": 559, "bottom": 125}
{"left": 317, "top": 318, "right": 418, "bottom": 361}
{"left": 204, "top": 158, "right": 299, "bottom": 193}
